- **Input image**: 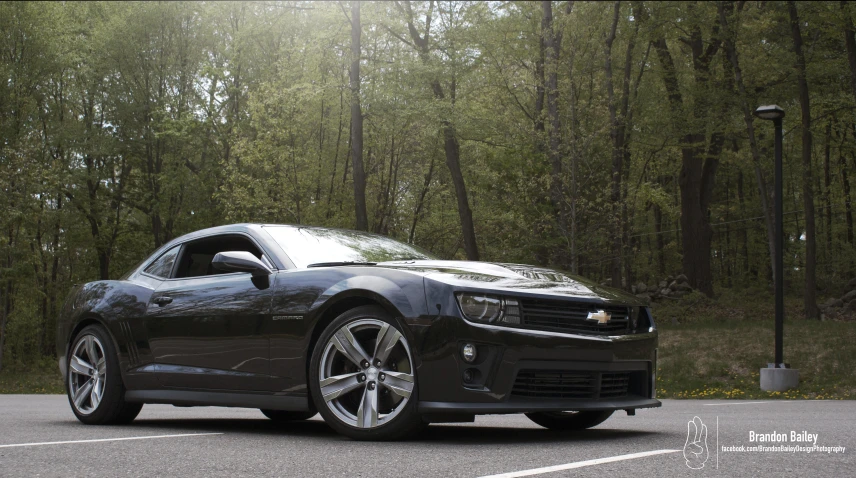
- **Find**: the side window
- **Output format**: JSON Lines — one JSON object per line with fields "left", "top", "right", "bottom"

{"left": 143, "top": 246, "right": 180, "bottom": 278}
{"left": 174, "top": 235, "right": 263, "bottom": 279}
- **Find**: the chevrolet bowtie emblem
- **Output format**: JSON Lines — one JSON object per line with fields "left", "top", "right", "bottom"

{"left": 586, "top": 310, "right": 612, "bottom": 324}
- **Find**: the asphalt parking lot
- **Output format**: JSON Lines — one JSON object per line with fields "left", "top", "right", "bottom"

{"left": 0, "top": 395, "right": 852, "bottom": 477}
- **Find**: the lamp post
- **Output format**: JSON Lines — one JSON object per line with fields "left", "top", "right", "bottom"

{"left": 753, "top": 105, "right": 799, "bottom": 392}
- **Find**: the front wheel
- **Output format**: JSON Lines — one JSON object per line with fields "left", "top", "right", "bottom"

{"left": 67, "top": 324, "right": 143, "bottom": 424}
{"left": 525, "top": 410, "right": 614, "bottom": 430}
{"left": 308, "top": 306, "right": 425, "bottom": 441}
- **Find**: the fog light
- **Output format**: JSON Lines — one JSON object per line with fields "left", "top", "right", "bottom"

{"left": 462, "top": 368, "right": 475, "bottom": 383}
{"left": 461, "top": 343, "right": 477, "bottom": 363}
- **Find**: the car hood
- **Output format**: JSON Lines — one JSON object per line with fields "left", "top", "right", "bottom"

{"left": 377, "top": 260, "right": 642, "bottom": 305}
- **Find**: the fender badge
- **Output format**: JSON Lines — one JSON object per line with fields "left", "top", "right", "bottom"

{"left": 586, "top": 310, "right": 612, "bottom": 324}
{"left": 273, "top": 315, "right": 303, "bottom": 321}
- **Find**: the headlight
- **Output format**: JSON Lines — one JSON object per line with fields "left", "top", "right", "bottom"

{"left": 456, "top": 293, "right": 502, "bottom": 323}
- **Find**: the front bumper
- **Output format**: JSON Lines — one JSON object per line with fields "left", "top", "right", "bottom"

{"left": 407, "top": 315, "right": 660, "bottom": 414}
{"left": 420, "top": 397, "right": 661, "bottom": 414}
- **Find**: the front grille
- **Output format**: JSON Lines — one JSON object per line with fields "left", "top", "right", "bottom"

{"left": 511, "top": 370, "right": 631, "bottom": 399}
{"left": 600, "top": 372, "right": 631, "bottom": 398}
{"left": 519, "top": 298, "right": 630, "bottom": 335}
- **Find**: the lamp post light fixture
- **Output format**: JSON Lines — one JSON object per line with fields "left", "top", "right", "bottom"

{"left": 753, "top": 104, "right": 799, "bottom": 392}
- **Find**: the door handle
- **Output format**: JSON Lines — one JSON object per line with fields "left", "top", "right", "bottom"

{"left": 153, "top": 296, "right": 173, "bottom": 307}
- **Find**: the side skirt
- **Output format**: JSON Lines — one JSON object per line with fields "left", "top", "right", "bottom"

{"left": 125, "top": 390, "right": 310, "bottom": 411}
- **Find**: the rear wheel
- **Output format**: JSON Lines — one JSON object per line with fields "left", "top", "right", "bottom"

{"left": 260, "top": 409, "right": 316, "bottom": 422}
{"left": 525, "top": 410, "right": 614, "bottom": 430}
{"left": 67, "top": 324, "right": 143, "bottom": 424}
{"left": 309, "top": 306, "right": 424, "bottom": 441}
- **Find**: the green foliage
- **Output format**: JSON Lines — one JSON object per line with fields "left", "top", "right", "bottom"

{"left": 2, "top": 1, "right": 856, "bottom": 370}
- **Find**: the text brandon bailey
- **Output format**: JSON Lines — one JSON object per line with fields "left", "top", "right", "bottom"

{"left": 749, "top": 430, "right": 819, "bottom": 446}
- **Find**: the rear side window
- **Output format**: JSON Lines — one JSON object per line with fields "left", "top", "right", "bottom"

{"left": 144, "top": 246, "right": 180, "bottom": 278}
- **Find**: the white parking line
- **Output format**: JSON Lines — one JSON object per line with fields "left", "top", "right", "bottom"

{"left": 0, "top": 432, "right": 223, "bottom": 449}
{"left": 476, "top": 449, "right": 682, "bottom": 478}
{"left": 703, "top": 401, "right": 771, "bottom": 406}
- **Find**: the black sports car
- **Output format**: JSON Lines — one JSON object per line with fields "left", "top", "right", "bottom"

{"left": 57, "top": 224, "right": 660, "bottom": 440}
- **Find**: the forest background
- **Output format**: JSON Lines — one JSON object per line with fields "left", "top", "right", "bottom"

{"left": 2, "top": 1, "right": 856, "bottom": 396}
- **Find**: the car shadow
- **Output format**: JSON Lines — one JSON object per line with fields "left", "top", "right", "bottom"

{"left": 420, "top": 425, "right": 662, "bottom": 444}
{"left": 61, "top": 417, "right": 667, "bottom": 445}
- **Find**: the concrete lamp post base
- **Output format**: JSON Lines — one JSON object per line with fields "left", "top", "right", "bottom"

{"left": 760, "top": 365, "right": 799, "bottom": 392}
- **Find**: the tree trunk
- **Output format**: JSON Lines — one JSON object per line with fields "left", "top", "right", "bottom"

{"left": 443, "top": 123, "right": 479, "bottom": 260}
{"left": 789, "top": 1, "right": 819, "bottom": 319}
{"left": 534, "top": 11, "right": 546, "bottom": 137}
{"left": 841, "top": 1, "right": 856, "bottom": 246}
{"left": 653, "top": 202, "right": 666, "bottom": 276}
{"left": 649, "top": 30, "right": 718, "bottom": 296}
{"left": 737, "top": 168, "right": 750, "bottom": 274}
{"left": 409, "top": 155, "right": 436, "bottom": 244}
{"left": 605, "top": 1, "right": 622, "bottom": 288}
{"left": 824, "top": 121, "right": 833, "bottom": 251}
{"left": 349, "top": 1, "right": 368, "bottom": 231}
{"left": 840, "top": 128, "right": 854, "bottom": 244}
{"left": 567, "top": 1, "right": 578, "bottom": 273}
{"left": 543, "top": 0, "right": 567, "bottom": 266}
{"left": 843, "top": 1, "right": 856, "bottom": 101}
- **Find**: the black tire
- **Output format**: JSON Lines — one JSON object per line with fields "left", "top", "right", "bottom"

{"left": 308, "top": 305, "right": 425, "bottom": 441}
{"left": 525, "top": 410, "right": 614, "bottom": 430}
{"left": 66, "top": 324, "right": 143, "bottom": 425}
{"left": 260, "top": 409, "right": 317, "bottom": 422}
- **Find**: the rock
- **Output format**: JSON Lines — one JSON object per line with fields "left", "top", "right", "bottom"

{"left": 669, "top": 279, "right": 692, "bottom": 291}
{"left": 631, "top": 285, "right": 637, "bottom": 294}
{"left": 845, "top": 300, "right": 856, "bottom": 312}
{"left": 666, "top": 275, "right": 674, "bottom": 283}
{"left": 636, "top": 282, "right": 648, "bottom": 293}
{"left": 676, "top": 274, "right": 688, "bottom": 283}
{"left": 822, "top": 298, "right": 843, "bottom": 309}
{"left": 672, "top": 290, "right": 688, "bottom": 298}
{"left": 635, "top": 293, "right": 651, "bottom": 304}
{"left": 842, "top": 290, "right": 856, "bottom": 303}
{"left": 661, "top": 288, "right": 672, "bottom": 296}
{"left": 675, "top": 282, "right": 693, "bottom": 292}
{"left": 659, "top": 280, "right": 668, "bottom": 289}
{"left": 847, "top": 277, "right": 856, "bottom": 289}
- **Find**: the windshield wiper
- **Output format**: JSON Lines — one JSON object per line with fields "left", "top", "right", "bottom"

{"left": 307, "top": 261, "right": 377, "bottom": 268}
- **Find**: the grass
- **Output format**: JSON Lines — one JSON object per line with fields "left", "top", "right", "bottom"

{"left": 654, "top": 288, "right": 856, "bottom": 400}
{"left": 0, "top": 357, "right": 64, "bottom": 394}
{"left": 2, "top": 287, "right": 854, "bottom": 399}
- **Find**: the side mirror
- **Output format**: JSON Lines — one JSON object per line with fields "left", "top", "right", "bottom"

{"left": 211, "top": 251, "right": 272, "bottom": 277}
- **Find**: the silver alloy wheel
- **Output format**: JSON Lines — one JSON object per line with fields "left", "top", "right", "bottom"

{"left": 319, "top": 318, "right": 414, "bottom": 429}
{"left": 68, "top": 334, "right": 107, "bottom": 415}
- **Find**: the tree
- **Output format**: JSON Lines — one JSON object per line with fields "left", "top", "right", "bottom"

{"left": 347, "top": 1, "right": 369, "bottom": 231}
{"left": 396, "top": 0, "right": 479, "bottom": 260}
{"left": 643, "top": 2, "right": 723, "bottom": 297}
{"left": 788, "top": 1, "right": 819, "bottom": 319}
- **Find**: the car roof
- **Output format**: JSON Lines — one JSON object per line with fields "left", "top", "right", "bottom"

{"left": 166, "top": 223, "right": 372, "bottom": 244}
{"left": 152, "top": 223, "right": 384, "bottom": 273}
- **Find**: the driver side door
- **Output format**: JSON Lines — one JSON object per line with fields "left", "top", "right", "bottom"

{"left": 145, "top": 234, "right": 273, "bottom": 391}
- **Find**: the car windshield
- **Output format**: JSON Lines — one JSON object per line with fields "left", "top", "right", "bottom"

{"left": 264, "top": 226, "right": 437, "bottom": 268}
